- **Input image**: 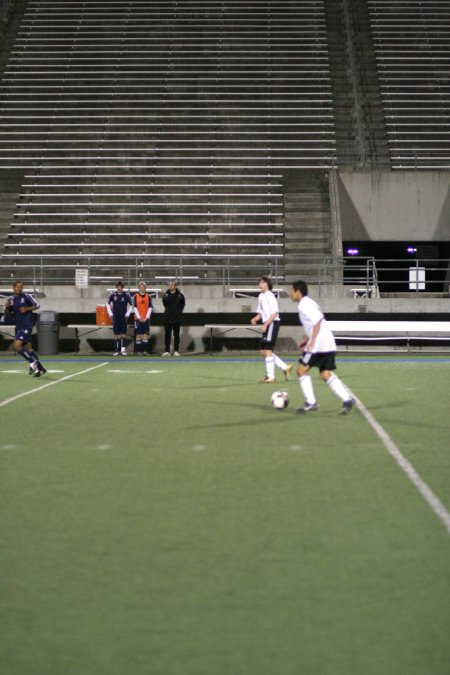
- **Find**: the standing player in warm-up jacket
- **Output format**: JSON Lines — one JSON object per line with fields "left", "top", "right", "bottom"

{"left": 162, "top": 280, "right": 185, "bottom": 356}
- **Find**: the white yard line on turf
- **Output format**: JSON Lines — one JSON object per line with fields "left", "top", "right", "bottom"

{"left": 348, "top": 388, "right": 450, "bottom": 536}
{"left": 0, "top": 362, "right": 108, "bottom": 408}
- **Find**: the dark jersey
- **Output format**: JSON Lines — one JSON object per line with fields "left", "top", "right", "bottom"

{"left": 162, "top": 289, "right": 185, "bottom": 323}
{"left": 108, "top": 291, "right": 132, "bottom": 318}
{"left": 7, "top": 292, "right": 39, "bottom": 333}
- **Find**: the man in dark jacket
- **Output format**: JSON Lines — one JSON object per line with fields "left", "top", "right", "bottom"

{"left": 162, "top": 280, "right": 185, "bottom": 356}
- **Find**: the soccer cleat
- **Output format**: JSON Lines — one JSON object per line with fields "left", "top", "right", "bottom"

{"left": 173, "top": 351, "right": 180, "bottom": 356}
{"left": 121, "top": 349, "right": 128, "bottom": 356}
{"left": 28, "top": 362, "right": 37, "bottom": 375}
{"left": 258, "top": 376, "right": 276, "bottom": 384}
{"left": 296, "top": 401, "right": 319, "bottom": 413}
{"left": 283, "top": 363, "right": 293, "bottom": 381}
{"left": 162, "top": 352, "right": 170, "bottom": 356}
{"left": 339, "top": 398, "right": 355, "bottom": 415}
{"left": 113, "top": 351, "right": 120, "bottom": 356}
{"left": 38, "top": 366, "right": 47, "bottom": 376}
{"left": 32, "top": 369, "right": 41, "bottom": 378}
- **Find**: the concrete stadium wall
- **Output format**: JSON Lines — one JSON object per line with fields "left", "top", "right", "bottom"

{"left": 337, "top": 170, "right": 450, "bottom": 241}
{"left": 1, "top": 285, "right": 449, "bottom": 354}
{"left": 12, "top": 283, "right": 450, "bottom": 315}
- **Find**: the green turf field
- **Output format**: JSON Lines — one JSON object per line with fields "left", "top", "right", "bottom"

{"left": 1, "top": 354, "right": 449, "bottom": 675}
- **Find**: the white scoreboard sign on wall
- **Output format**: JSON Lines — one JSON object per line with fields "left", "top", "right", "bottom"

{"left": 75, "top": 268, "right": 89, "bottom": 289}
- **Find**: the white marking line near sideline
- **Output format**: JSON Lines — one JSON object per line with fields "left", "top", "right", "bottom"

{"left": 348, "top": 388, "right": 450, "bottom": 536}
{"left": 0, "top": 362, "right": 108, "bottom": 408}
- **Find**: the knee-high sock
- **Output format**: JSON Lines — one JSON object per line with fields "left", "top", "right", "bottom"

{"left": 274, "top": 353, "right": 287, "bottom": 371}
{"left": 265, "top": 355, "right": 275, "bottom": 379}
{"left": 299, "top": 374, "right": 316, "bottom": 404}
{"left": 327, "top": 373, "right": 351, "bottom": 402}
{"left": 19, "top": 347, "right": 33, "bottom": 363}
{"left": 142, "top": 339, "right": 149, "bottom": 354}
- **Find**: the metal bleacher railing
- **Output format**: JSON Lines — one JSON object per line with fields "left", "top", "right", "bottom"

{"left": 1, "top": 256, "right": 449, "bottom": 300}
{"left": 0, "top": 253, "right": 285, "bottom": 288}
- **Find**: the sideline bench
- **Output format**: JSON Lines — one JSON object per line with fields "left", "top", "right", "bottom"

{"left": 229, "top": 288, "right": 283, "bottom": 298}
{"left": 205, "top": 321, "right": 450, "bottom": 354}
{"left": 67, "top": 324, "right": 111, "bottom": 354}
{"left": 204, "top": 324, "right": 263, "bottom": 354}
{"left": 328, "top": 321, "right": 450, "bottom": 351}
{"left": 67, "top": 324, "right": 135, "bottom": 354}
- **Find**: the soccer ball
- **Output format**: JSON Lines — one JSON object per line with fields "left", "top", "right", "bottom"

{"left": 271, "top": 390, "right": 289, "bottom": 410}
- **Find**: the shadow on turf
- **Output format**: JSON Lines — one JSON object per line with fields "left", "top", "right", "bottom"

{"left": 373, "top": 414, "right": 450, "bottom": 432}
{"left": 184, "top": 399, "right": 338, "bottom": 430}
{"left": 185, "top": 382, "right": 252, "bottom": 390}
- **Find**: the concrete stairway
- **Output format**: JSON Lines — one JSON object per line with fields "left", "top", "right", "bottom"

{"left": 283, "top": 170, "right": 334, "bottom": 282}
{"left": 324, "top": 0, "right": 390, "bottom": 169}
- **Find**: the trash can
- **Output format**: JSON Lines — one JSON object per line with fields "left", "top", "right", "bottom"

{"left": 37, "top": 310, "right": 60, "bottom": 355}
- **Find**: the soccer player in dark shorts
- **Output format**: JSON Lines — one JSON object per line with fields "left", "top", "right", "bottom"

{"left": 250, "top": 276, "right": 292, "bottom": 383}
{"left": 290, "top": 280, "right": 355, "bottom": 414}
{"left": 5, "top": 281, "right": 46, "bottom": 377}
{"left": 107, "top": 281, "right": 133, "bottom": 356}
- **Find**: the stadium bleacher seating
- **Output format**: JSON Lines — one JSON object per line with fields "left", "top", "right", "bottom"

{"left": 368, "top": 0, "right": 450, "bottom": 169}
{"left": 0, "top": 0, "right": 336, "bottom": 282}
{"left": 0, "top": 0, "right": 448, "bottom": 284}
